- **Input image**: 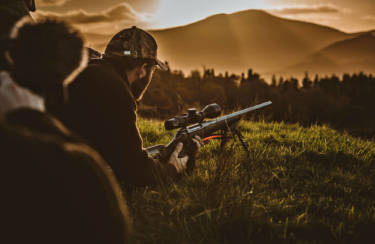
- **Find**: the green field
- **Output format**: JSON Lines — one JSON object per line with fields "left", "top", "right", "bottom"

{"left": 130, "top": 119, "right": 375, "bottom": 243}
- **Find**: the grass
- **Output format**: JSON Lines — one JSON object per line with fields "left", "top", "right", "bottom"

{"left": 130, "top": 119, "right": 375, "bottom": 243}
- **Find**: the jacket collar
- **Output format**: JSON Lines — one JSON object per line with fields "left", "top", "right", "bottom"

{"left": 99, "top": 58, "right": 137, "bottom": 104}
{"left": 102, "top": 58, "right": 131, "bottom": 86}
{"left": 0, "top": 71, "right": 45, "bottom": 116}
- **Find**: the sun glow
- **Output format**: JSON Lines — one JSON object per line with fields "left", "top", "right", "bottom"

{"left": 151, "top": 0, "right": 273, "bottom": 29}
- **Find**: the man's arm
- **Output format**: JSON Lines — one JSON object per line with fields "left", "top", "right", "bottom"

{"left": 67, "top": 65, "right": 179, "bottom": 187}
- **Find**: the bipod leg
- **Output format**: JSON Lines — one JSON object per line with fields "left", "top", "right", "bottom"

{"left": 220, "top": 130, "right": 228, "bottom": 148}
{"left": 234, "top": 129, "right": 250, "bottom": 156}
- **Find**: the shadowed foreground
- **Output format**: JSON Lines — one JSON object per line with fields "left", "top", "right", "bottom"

{"left": 130, "top": 119, "right": 375, "bottom": 243}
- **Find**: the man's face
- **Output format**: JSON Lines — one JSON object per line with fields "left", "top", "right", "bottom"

{"left": 131, "top": 64, "right": 156, "bottom": 101}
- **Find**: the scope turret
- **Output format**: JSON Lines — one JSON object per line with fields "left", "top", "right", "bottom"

{"left": 164, "top": 103, "right": 222, "bottom": 130}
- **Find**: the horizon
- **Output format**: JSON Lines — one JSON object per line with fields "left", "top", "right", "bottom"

{"left": 34, "top": 0, "right": 375, "bottom": 79}
{"left": 145, "top": 9, "right": 375, "bottom": 34}
{"left": 36, "top": 0, "right": 375, "bottom": 34}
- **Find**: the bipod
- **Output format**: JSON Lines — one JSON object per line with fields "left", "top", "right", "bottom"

{"left": 233, "top": 129, "right": 250, "bottom": 157}
{"left": 220, "top": 126, "right": 250, "bottom": 157}
{"left": 220, "top": 129, "right": 228, "bottom": 148}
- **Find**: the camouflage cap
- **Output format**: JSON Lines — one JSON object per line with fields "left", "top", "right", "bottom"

{"left": 104, "top": 26, "right": 168, "bottom": 71}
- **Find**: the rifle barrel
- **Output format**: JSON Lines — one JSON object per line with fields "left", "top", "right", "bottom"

{"left": 218, "top": 101, "right": 272, "bottom": 122}
{"left": 187, "top": 101, "right": 272, "bottom": 136}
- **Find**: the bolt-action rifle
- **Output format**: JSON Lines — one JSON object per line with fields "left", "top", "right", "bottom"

{"left": 146, "top": 101, "right": 272, "bottom": 171}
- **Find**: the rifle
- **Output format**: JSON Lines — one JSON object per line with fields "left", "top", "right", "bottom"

{"left": 146, "top": 101, "right": 272, "bottom": 171}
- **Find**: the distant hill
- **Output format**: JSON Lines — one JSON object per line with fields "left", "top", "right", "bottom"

{"left": 83, "top": 9, "right": 366, "bottom": 77}
{"left": 281, "top": 32, "right": 375, "bottom": 77}
{"left": 149, "top": 10, "right": 352, "bottom": 75}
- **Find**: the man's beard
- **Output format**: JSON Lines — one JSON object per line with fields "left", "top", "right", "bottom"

{"left": 130, "top": 67, "right": 154, "bottom": 102}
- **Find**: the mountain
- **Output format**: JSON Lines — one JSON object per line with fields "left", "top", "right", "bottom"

{"left": 281, "top": 32, "right": 375, "bottom": 77}
{"left": 82, "top": 32, "right": 112, "bottom": 52}
{"left": 149, "top": 10, "right": 352, "bottom": 75}
{"left": 83, "top": 10, "right": 364, "bottom": 77}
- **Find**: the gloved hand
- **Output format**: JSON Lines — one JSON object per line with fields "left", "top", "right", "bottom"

{"left": 191, "top": 135, "right": 203, "bottom": 156}
{"left": 168, "top": 136, "right": 203, "bottom": 173}
{"left": 168, "top": 142, "right": 188, "bottom": 173}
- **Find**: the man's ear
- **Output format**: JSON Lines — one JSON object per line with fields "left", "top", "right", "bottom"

{"left": 138, "top": 63, "right": 148, "bottom": 78}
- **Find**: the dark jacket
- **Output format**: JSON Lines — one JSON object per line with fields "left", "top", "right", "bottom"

{"left": 51, "top": 59, "right": 178, "bottom": 188}
{"left": 1, "top": 109, "right": 132, "bottom": 244}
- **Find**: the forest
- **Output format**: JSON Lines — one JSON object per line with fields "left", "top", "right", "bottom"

{"left": 140, "top": 64, "right": 375, "bottom": 139}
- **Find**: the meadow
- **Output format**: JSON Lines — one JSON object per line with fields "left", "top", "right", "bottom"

{"left": 130, "top": 119, "right": 375, "bottom": 243}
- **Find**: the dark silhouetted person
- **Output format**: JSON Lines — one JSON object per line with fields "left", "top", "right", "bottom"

{"left": 0, "top": 18, "right": 132, "bottom": 243}
{"left": 0, "top": 0, "right": 35, "bottom": 70}
{"left": 51, "top": 26, "right": 201, "bottom": 189}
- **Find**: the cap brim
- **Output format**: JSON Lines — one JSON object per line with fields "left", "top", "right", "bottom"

{"left": 156, "top": 59, "right": 168, "bottom": 71}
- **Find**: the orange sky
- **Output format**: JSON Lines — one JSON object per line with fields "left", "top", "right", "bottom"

{"left": 36, "top": 0, "right": 375, "bottom": 33}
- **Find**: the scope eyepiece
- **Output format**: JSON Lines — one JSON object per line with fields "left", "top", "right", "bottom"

{"left": 164, "top": 103, "right": 222, "bottom": 130}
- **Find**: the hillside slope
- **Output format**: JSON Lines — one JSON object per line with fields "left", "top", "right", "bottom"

{"left": 83, "top": 10, "right": 353, "bottom": 75}
{"left": 149, "top": 10, "right": 351, "bottom": 74}
{"left": 130, "top": 119, "right": 375, "bottom": 243}
{"left": 282, "top": 32, "right": 375, "bottom": 76}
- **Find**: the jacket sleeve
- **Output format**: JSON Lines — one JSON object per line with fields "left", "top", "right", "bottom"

{"left": 68, "top": 66, "right": 178, "bottom": 188}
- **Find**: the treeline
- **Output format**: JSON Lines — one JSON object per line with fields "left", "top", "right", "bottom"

{"left": 140, "top": 65, "right": 375, "bottom": 139}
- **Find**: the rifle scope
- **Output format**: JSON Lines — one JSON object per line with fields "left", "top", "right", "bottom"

{"left": 165, "top": 103, "right": 222, "bottom": 130}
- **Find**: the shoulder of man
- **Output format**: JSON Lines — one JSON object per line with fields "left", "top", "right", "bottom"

{"left": 71, "top": 59, "right": 137, "bottom": 111}
{"left": 78, "top": 60, "right": 120, "bottom": 82}
{"left": 6, "top": 108, "right": 82, "bottom": 143}
{"left": 0, "top": 123, "right": 132, "bottom": 243}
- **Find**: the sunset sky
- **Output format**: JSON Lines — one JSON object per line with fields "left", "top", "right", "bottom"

{"left": 35, "top": 0, "right": 375, "bottom": 33}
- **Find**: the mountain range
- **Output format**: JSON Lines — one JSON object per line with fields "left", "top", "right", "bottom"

{"left": 281, "top": 32, "right": 375, "bottom": 77}
{"left": 84, "top": 10, "right": 375, "bottom": 80}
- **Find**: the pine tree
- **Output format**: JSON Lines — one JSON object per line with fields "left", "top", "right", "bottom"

{"left": 271, "top": 74, "right": 277, "bottom": 87}
{"left": 302, "top": 72, "right": 312, "bottom": 90}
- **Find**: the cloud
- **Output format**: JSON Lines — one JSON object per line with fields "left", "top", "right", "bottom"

{"left": 38, "top": 0, "right": 69, "bottom": 7}
{"left": 272, "top": 6, "right": 341, "bottom": 15}
{"left": 34, "top": 3, "right": 150, "bottom": 26}
{"left": 32, "top": 2, "right": 152, "bottom": 50}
